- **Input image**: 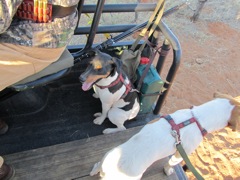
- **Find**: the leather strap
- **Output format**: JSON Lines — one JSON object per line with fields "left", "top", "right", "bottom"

{"left": 130, "top": 0, "right": 165, "bottom": 51}
{"left": 52, "top": 5, "right": 77, "bottom": 18}
{"left": 176, "top": 144, "right": 205, "bottom": 180}
{"left": 136, "top": 45, "right": 161, "bottom": 91}
{"left": 132, "top": 0, "right": 165, "bottom": 91}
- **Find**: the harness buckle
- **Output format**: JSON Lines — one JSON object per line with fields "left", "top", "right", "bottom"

{"left": 171, "top": 130, "right": 181, "bottom": 145}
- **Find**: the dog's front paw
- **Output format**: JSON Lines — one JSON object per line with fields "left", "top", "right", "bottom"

{"left": 103, "top": 127, "right": 126, "bottom": 134}
{"left": 92, "top": 93, "right": 99, "bottom": 98}
{"left": 93, "top": 116, "right": 105, "bottom": 125}
{"left": 94, "top": 112, "right": 102, "bottom": 117}
{"left": 90, "top": 162, "right": 101, "bottom": 176}
{"left": 163, "top": 164, "right": 175, "bottom": 176}
{"left": 103, "top": 128, "right": 114, "bottom": 134}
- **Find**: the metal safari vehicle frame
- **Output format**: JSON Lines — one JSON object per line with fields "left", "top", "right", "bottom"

{"left": 0, "top": 1, "right": 187, "bottom": 179}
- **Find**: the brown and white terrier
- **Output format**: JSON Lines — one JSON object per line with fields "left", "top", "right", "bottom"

{"left": 79, "top": 49, "right": 140, "bottom": 134}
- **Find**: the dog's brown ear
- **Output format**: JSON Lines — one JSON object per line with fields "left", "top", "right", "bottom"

{"left": 111, "top": 57, "right": 122, "bottom": 65}
{"left": 229, "top": 105, "right": 240, "bottom": 132}
{"left": 111, "top": 57, "right": 122, "bottom": 70}
{"left": 231, "top": 96, "right": 240, "bottom": 131}
{"left": 87, "top": 48, "right": 106, "bottom": 58}
{"left": 230, "top": 96, "right": 240, "bottom": 106}
{"left": 218, "top": 93, "right": 240, "bottom": 132}
{"left": 109, "top": 57, "right": 121, "bottom": 76}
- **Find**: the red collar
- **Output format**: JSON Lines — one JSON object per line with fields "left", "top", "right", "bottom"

{"left": 95, "top": 73, "right": 132, "bottom": 98}
{"left": 162, "top": 112, "right": 207, "bottom": 143}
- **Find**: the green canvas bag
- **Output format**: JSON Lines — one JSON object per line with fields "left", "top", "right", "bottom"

{"left": 120, "top": 0, "right": 165, "bottom": 85}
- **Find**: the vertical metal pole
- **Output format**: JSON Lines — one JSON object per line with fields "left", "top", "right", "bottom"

{"left": 84, "top": 0, "right": 105, "bottom": 50}
{"left": 153, "top": 20, "right": 181, "bottom": 114}
{"left": 74, "top": 0, "right": 85, "bottom": 33}
{"left": 156, "top": 39, "right": 171, "bottom": 75}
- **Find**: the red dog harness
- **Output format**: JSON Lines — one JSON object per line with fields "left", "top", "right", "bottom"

{"left": 95, "top": 73, "right": 132, "bottom": 98}
{"left": 162, "top": 110, "right": 207, "bottom": 180}
{"left": 162, "top": 113, "right": 207, "bottom": 144}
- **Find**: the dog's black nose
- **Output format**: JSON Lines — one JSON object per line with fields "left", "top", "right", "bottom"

{"left": 79, "top": 75, "right": 85, "bottom": 83}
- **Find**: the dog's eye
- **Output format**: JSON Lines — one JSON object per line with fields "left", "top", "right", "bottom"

{"left": 95, "top": 65, "right": 102, "bottom": 70}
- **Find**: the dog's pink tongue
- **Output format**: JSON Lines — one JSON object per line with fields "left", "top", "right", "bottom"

{"left": 82, "top": 82, "right": 93, "bottom": 91}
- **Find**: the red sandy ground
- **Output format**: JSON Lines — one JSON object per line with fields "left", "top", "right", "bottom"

{"left": 160, "top": 20, "right": 240, "bottom": 180}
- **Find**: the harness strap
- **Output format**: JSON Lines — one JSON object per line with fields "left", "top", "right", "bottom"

{"left": 163, "top": 114, "right": 206, "bottom": 180}
{"left": 95, "top": 74, "right": 122, "bottom": 89}
{"left": 95, "top": 73, "right": 132, "bottom": 98}
{"left": 163, "top": 115, "right": 207, "bottom": 139}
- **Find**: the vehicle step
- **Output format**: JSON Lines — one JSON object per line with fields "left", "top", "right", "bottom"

{"left": 4, "top": 126, "right": 187, "bottom": 180}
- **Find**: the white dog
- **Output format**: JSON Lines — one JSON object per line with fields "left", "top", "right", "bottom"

{"left": 90, "top": 92, "right": 240, "bottom": 180}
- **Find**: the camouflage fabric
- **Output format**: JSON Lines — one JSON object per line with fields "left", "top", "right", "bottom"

{"left": 0, "top": 1, "right": 23, "bottom": 34}
{"left": 0, "top": 0, "right": 79, "bottom": 48}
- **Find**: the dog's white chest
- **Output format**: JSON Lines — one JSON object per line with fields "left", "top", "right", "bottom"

{"left": 95, "top": 85, "right": 126, "bottom": 103}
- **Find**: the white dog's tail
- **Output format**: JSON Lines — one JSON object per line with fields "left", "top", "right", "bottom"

{"left": 90, "top": 162, "right": 101, "bottom": 176}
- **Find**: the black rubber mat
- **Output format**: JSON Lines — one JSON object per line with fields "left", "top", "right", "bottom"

{"left": 0, "top": 65, "right": 154, "bottom": 155}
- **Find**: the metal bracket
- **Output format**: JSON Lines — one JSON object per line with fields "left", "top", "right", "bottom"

{"left": 171, "top": 130, "right": 181, "bottom": 145}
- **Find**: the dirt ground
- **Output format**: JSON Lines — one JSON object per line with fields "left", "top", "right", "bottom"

{"left": 159, "top": 0, "right": 240, "bottom": 179}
